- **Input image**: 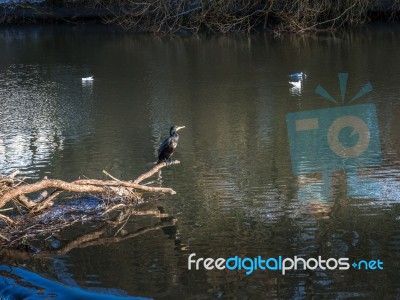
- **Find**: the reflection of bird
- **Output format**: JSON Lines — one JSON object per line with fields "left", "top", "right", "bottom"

{"left": 289, "top": 81, "right": 301, "bottom": 88}
{"left": 82, "top": 76, "right": 94, "bottom": 81}
{"left": 157, "top": 126, "right": 185, "bottom": 164}
{"left": 289, "top": 80, "right": 302, "bottom": 95}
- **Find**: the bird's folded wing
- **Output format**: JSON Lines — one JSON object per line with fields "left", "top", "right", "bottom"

{"left": 158, "top": 137, "right": 171, "bottom": 155}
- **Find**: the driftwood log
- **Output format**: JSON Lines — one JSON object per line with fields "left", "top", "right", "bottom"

{"left": 0, "top": 160, "right": 180, "bottom": 229}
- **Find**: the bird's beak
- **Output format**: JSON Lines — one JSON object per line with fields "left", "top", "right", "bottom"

{"left": 176, "top": 126, "right": 185, "bottom": 131}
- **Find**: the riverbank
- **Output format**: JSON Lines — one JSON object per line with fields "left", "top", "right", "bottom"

{"left": 0, "top": 1, "right": 400, "bottom": 33}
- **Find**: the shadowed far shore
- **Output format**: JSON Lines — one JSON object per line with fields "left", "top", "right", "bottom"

{"left": 0, "top": 0, "right": 400, "bottom": 33}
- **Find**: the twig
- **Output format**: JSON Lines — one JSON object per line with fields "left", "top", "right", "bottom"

{"left": 33, "top": 190, "right": 64, "bottom": 212}
{"left": 0, "top": 214, "right": 15, "bottom": 225}
{"left": 102, "top": 170, "right": 121, "bottom": 181}
{"left": 9, "top": 170, "right": 20, "bottom": 178}
{"left": 18, "top": 195, "right": 36, "bottom": 209}
{"left": 0, "top": 233, "right": 9, "bottom": 241}
{"left": 0, "top": 208, "right": 14, "bottom": 212}
{"left": 102, "top": 203, "right": 127, "bottom": 216}
{"left": 134, "top": 160, "right": 180, "bottom": 184}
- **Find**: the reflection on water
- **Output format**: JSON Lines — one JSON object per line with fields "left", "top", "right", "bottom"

{"left": 289, "top": 79, "right": 303, "bottom": 96}
{"left": 0, "top": 62, "right": 94, "bottom": 178}
{"left": 0, "top": 25, "right": 399, "bottom": 299}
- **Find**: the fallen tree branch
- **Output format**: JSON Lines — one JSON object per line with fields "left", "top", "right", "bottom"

{"left": 74, "top": 179, "right": 176, "bottom": 194}
{"left": 0, "top": 179, "right": 107, "bottom": 209}
{"left": 0, "top": 160, "right": 180, "bottom": 226}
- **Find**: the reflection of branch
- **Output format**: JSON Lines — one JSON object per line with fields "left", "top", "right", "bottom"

{"left": 53, "top": 221, "right": 175, "bottom": 255}
{"left": 46, "top": 224, "right": 109, "bottom": 255}
{"left": 34, "top": 218, "right": 177, "bottom": 258}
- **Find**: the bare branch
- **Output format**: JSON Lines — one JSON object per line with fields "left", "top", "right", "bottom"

{"left": 134, "top": 160, "right": 180, "bottom": 184}
{"left": 0, "top": 158, "right": 179, "bottom": 225}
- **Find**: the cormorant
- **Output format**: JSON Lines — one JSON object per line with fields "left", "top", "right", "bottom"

{"left": 157, "top": 125, "right": 185, "bottom": 164}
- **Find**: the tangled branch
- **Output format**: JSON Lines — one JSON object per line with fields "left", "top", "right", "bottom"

{"left": 0, "top": 160, "right": 180, "bottom": 245}
{"left": 91, "top": 0, "right": 397, "bottom": 33}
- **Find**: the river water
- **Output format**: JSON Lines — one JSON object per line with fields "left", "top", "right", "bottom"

{"left": 0, "top": 24, "right": 399, "bottom": 299}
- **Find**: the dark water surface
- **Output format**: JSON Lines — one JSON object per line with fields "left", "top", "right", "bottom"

{"left": 0, "top": 24, "right": 400, "bottom": 299}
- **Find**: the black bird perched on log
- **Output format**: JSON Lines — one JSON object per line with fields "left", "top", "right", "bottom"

{"left": 157, "top": 125, "right": 185, "bottom": 164}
